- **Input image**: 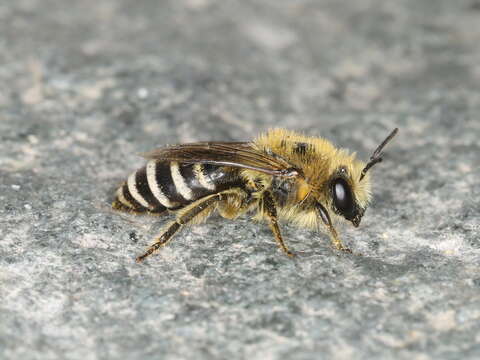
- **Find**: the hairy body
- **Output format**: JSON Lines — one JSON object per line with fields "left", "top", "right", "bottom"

{"left": 112, "top": 128, "right": 397, "bottom": 261}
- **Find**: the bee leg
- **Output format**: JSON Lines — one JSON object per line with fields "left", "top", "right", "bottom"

{"left": 135, "top": 193, "right": 224, "bottom": 262}
{"left": 315, "top": 202, "right": 352, "bottom": 253}
{"left": 135, "top": 221, "right": 181, "bottom": 262}
{"left": 262, "top": 192, "right": 295, "bottom": 257}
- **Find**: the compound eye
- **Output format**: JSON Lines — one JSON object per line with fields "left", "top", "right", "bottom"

{"left": 332, "top": 178, "right": 354, "bottom": 216}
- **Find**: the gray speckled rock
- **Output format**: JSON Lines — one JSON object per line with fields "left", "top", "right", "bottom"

{"left": 1, "top": 0, "right": 480, "bottom": 359}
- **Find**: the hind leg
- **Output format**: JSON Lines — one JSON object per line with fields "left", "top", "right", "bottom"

{"left": 136, "top": 192, "right": 227, "bottom": 262}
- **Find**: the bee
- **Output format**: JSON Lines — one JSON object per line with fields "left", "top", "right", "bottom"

{"left": 112, "top": 128, "right": 398, "bottom": 262}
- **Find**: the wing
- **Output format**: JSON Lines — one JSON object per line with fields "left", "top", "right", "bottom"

{"left": 141, "top": 141, "right": 301, "bottom": 178}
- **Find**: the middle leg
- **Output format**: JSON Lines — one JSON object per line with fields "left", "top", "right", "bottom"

{"left": 262, "top": 191, "right": 295, "bottom": 257}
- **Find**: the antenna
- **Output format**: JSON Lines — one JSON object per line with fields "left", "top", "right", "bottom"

{"left": 359, "top": 128, "right": 399, "bottom": 181}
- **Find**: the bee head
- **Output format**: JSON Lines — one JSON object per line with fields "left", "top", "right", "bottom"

{"left": 329, "top": 128, "right": 398, "bottom": 227}
{"left": 330, "top": 168, "right": 365, "bottom": 227}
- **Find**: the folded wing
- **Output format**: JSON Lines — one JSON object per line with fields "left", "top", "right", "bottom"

{"left": 141, "top": 142, "right": 301, "bottom": 178}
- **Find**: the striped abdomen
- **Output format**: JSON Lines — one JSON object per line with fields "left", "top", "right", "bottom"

{"left": 113, "top": 161, "right": 238, "bottom": 213}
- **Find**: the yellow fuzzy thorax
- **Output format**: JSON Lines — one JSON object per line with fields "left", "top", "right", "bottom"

{"left": 252, "top": 128, "right": 372, "bottom": 211}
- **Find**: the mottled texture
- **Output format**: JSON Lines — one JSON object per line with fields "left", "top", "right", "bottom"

{"left": 1, "top": 0, "right": 480, "bottom": 359}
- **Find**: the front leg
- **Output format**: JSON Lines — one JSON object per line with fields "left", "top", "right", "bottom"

{"left": 262, "top": 191, "right": 295, "bottom": 257}
{"left": 315, "top": 202, "right": 352, "bottom": 253}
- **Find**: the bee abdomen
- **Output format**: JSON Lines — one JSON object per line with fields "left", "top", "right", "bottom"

{"left": 114, "top": 161, "right": 234, "bottom": 213}
{"left": 113, "top": 166, "right": 167, "bottom": 214}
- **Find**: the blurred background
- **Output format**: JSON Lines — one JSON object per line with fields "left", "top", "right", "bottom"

{"left": 1, "top": 1, "right": 479, "bottom": 359}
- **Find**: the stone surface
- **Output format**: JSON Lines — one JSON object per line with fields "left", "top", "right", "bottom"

{"left": 1, "top": 0, "right": 480, "bottom": 359}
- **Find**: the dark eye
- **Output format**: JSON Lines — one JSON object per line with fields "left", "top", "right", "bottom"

{"left": 332, "top": 178, "right": 354, "bottom": 217}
